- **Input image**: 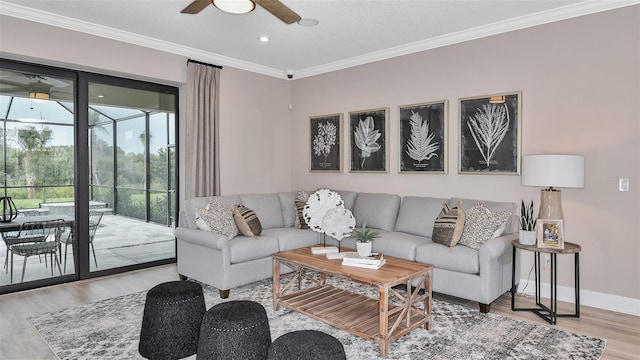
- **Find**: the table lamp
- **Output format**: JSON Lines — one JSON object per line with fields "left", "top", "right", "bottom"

{"left": 521, "top": 154, "right": 585, "bottom": 220}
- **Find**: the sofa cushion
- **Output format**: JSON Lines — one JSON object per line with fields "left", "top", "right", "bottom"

{"left": 195, "top": 198, "right": 239, "bottom": 239}
{"left": 332, "top": 190, "right": 358, "bottom": 211}
{"left": 459, "top": 202, "right": 512, "bottom": 250}
{"left": 394, "top": 196, "right": 448, "bottom": 237}
{"left": 352, "top": 193, "right": 401, "bottom": 231}
{"left": 240, "top": 194, "right": 285, "bottom": 229}
{"left": 415, "top": 242, "right": 480, "bottom": 274}
{"left": 449, "top": 198, "right": 518, "bottom": 234}
{"left": 229, "top": 235, "right": 280, "bottom": 264}
{"left": 234, "top": 204, "right": 262, "bottom": 239}
{"left": 371, "top": 230, "right": 430, "bottom": 260}
{"left": 431, "top": 201, "right": 465, "bottom": 249}
{"left": 262, "top": 228, "right": 318, "bottom": 252}
{"left": 278, "top": 192, "right": 297, "bottom": 228}
{"left": 184, "top": 195, "right": 240, "bottom": 229}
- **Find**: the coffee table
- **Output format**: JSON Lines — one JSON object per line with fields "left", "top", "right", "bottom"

{"left": 272, "top": 246, "right": 432, "bottom": 357}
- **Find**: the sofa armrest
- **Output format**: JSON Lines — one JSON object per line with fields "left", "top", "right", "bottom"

{"left": 479, "top": 233, "right": 518, "bottom": 262}
{"left": 175, "top": 227, "right": 229, "bottom": 250}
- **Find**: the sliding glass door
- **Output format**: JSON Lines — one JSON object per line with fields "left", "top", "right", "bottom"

{"left": 0, "top": 59, "right": 178, "bottom": 293}
{"left": 0, "top": 64, "right": 77, "bottom": 287}
{"left": 87, "top": 78, "right": 177, "bottom": 273}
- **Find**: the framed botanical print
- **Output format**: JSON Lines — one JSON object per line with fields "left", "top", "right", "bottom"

{"left": 349, "top": 107, "right": 388, "bottom": 172}
{"left": 537, "top": 219, "right": 565, "bottom": 249}
{"left": 399, "top": 100, "right": 447, "bottom": 173}
{"left": 459, "top": 91, "right": 521, "bottom": 174}
{"left": 310, "top": 113, "right": 343, "bottom": 172}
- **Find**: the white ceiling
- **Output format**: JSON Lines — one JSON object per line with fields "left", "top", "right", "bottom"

{"left": 1, "top": 0, "right": 637, "bottom": 79}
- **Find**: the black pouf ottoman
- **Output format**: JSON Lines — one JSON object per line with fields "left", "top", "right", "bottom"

{"left": 267, "top": 330, "right": 346, "bottom": 360}
{"left": 139, "top": 281, "right": 206, "bottom": 360}
{"left": 197, "top": 300, "right": 271, "bottom": 360}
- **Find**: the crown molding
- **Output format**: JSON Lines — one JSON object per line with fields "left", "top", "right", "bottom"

{"left": 296, "top": 0, "right": 640, "bottom": 79}
{"left": 1, "top": 0, "right": 638, "bottom": 80}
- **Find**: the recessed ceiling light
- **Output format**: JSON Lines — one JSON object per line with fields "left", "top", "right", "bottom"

{"left": 297, "top": 18, "right": 319, "bottom": 27}
{"left": 258, "top": 35, "right": 270, "bottom": 42}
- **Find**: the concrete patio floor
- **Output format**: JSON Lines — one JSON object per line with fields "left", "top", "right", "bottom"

{"left": 0, "top": 214, "right": 175, "bottom": 286}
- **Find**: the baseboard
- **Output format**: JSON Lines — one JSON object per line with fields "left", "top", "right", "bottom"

{"left": 517, "top": 278, "right": 640, "bottom": 316}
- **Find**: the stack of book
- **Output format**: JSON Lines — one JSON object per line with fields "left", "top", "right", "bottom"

{"left": 311, "top": 246, "right": 339, "bottom": 255}
{"left": 342, "top": 253, "right": 385, "bottom": 269}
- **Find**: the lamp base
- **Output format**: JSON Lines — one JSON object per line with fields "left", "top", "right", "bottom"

{"left": 538, "top": 188, "right": 564, "bottom": 220}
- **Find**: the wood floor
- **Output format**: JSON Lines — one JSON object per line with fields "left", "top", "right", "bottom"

{"left": 1, "top": 264, "right": 638, "bottom": 360}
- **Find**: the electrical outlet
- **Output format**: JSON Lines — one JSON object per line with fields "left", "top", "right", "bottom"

{"left": 619, "top": 178, "right": 630, "bottom": 191}
{"left": 544, "top": 255, "right": 551, "bottom": 269}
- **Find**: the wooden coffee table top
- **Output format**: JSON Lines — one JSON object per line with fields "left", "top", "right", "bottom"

{"left": 272, "top": 246, "right": 432, "bottom": 287}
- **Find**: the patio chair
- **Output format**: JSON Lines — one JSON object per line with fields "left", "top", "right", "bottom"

{"left": 9, "top": 219, "right": 65, "bottom": 283}
{"left": 3, "top": 210, "right": 45, "bottom": 272}
{"left": 62, "top": 210, "right": 104, "bottom": 272}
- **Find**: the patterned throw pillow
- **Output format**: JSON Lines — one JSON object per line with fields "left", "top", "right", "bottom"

{"left": 194, "top": 198, "right": 239, "bottom": 239}
{"left": 432, "top": 201, "right": 465, "bottom": 250}
{"left": 234, "top": 204, "right": 262, "bottom": 239}
{"left": 459, "top": 202, "right": 512, "bottom": 250}
{"left": 294, "top": 190, "right": 310, "bottom": 229}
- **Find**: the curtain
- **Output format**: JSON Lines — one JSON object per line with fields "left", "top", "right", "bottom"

{"left": 186, "top": 60, "right": 221, "bottom": 198}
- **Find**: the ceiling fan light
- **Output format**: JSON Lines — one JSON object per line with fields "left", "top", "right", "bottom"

{"left": 29, "top": 91, "right": 50, "bottom": 100}
{"left": 213, "top": 0, "right": 255, "bottom": 14}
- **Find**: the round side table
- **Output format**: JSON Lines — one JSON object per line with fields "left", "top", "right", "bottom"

{"left": 510, "top": 240, "right": 581, "bottom": 325}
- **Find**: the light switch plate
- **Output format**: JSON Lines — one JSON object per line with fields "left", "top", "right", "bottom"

{"left": 619, "top": 178, "right": 629, "bottom": 192}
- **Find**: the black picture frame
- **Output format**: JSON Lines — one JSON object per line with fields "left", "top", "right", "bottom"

{"left": 310, "top": 113, "right": 342, "bottom": 172}
{"left": 459, "top": 92, "right": 521, "bottom": 174}
{"left": 349, "top": 107, "right": 388, "bottom": 172}
{"left": 399, "top": 100, "right": 448, "bottom": 173}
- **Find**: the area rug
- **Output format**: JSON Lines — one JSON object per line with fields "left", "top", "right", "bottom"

{"left": 29, "top": 278, "right": 606, "bottom": 360}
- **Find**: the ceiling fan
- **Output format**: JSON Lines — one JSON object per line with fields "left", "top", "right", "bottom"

{"left": 0, "top": 72, "right": 70, "bottom": 100}
{"left": 181, "top": 0, "right": 301, "bottom": 24}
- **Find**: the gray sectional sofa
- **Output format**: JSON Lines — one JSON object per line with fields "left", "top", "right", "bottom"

{"left": 175, "top": 190, "right": 519, "bottom": 313}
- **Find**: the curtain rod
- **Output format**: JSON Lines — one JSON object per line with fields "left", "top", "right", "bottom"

{"left": 187, "top": 59, "right": 223, "bottom": 69}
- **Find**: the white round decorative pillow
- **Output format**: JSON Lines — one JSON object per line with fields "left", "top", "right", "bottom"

{"left": 322, "top": 207, "right": 356, "bottom": 241}
{"left": 302, "top": 189, "right": 344, "bottom": 233}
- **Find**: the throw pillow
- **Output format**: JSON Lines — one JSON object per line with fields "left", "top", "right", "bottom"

{"left": 459, "top": 202, "right": 512, "bottom": 250}
{"left": 294, "top": 190, "right": 310, "bottom": 229}
{"left": 431, "top": 201, "right": 465, "bottom": 250}
{"left": 234, "top": 204, "right": 262, "bottom": 239}
{"left": 194, "top": 198, "right": 239, "bottom": 239}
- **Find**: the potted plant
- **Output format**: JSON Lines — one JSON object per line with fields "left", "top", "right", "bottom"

{"left": 351, "top": 222, "right": 380, "bottom": 257}
{"left": 519, "top": 200, "right": 537, "bottom": 245}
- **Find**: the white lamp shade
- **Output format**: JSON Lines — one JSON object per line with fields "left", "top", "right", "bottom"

{"left": 521, "top": 154, "right": 585, "bottom": 188}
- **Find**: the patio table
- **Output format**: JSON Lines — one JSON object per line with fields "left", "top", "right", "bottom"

{"left": 0, "top": 215, "right": 75, "bottom": 233}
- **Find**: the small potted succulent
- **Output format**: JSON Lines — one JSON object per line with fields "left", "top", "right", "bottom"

{"left": 519, "top": 200, "right": 537, "bottom": 245}
{"left": 351, "top": 221, "right": 380, "bottom": 257}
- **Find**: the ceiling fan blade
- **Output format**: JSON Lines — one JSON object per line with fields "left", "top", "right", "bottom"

{"left": 181, "top": 0, "right": 211, "bottom": 14}
{"left": 255, "top": 0, "right": 301, "bottom": 24}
